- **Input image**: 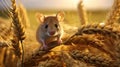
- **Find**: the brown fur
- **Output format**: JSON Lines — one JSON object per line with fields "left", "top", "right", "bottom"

{"left": 36, "top": 12, "right": 64, "bottom": 49}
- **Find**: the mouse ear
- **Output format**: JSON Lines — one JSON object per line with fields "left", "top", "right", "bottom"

{"left": 56, "top": 11, "right": 65, "bottom": 22}
{"left": 36, "top": 13, "right": 45, "bottom": 23}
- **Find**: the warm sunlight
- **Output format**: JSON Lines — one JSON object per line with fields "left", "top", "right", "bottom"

{"left": 0, "top": 0, "right": 113, "bottom": 10}
{"left": 72, "top": 0, "right": 80, "bottom": 6}
{"left": 0, "top": 0, "right": 120, "bottom": 67}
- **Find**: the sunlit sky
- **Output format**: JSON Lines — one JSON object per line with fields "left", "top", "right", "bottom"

{"left": 20, "top": 0, "right": 113, "bottom": 10}
{"left": 0, "top": 0, "right": 114, "bottom": 10}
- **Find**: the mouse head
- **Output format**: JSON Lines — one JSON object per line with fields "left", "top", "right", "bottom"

{"left": 36, "top": 11, "right": 64, "bottom": 36}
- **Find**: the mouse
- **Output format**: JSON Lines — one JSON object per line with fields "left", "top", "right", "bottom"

{"left": 36, "top": 11, "right": 64, "bottom": 50}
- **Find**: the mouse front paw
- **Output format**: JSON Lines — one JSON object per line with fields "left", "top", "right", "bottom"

{"left": 41, "top": 45, "right": 48, "bottom": 50}
{"left": 57, "top": 39, "right": 62, "bottom": 45}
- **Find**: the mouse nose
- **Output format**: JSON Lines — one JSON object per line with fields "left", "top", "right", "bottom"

{"left": 49, "top": 31, "right": 55, "bottom": 35}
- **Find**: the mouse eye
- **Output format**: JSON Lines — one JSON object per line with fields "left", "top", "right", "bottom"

{"left": 55, "top": 24, "right": 58, "bottom": 28}
{"left": 45, "top": 24, "right": 48, "bottom": 29}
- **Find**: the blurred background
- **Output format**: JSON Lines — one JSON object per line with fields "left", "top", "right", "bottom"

{"left": 0, "top": 0, "right": 114, "bottom": 27}
{"left": 0, "top": 0, "right": 114, "bottom": 28}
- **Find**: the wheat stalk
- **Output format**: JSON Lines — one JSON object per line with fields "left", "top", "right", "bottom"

{"left": 10, "top": 0, "right": 25, "bottom": 66}
{"left": 106, "top": 0, "right": 120, "bottom": 25}
{"left": 77, "top": 1, "right": 88, "bottom": 25}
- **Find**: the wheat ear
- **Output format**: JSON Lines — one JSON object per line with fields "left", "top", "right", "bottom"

{"left": 0, "top": 18, "right": 12, "bottom": 47}
{"left": 64, "top": 23, "right": 120, "bottom": 59}
{"left": 10, "top": 0, "right": 25, "bottom": 66}
{"left": 72, "top": 24, "right": 120, "bottom": 40}
{"left": 77, "top": 1, "right": 88, "bottom": 25}
{"left": 106, "top": 0, "right": 120, "bottom": 25}
{"left": 66, "top": 23, "right": 120, "bottom": 44}
{"left": 70, "top": 50, "right": 116, "bottom": 67}
{"left": 18, "top": 3, "right": 30, "bottom": 28}
{"left": 11, "top": 0, "right": 25, "bottom": 42}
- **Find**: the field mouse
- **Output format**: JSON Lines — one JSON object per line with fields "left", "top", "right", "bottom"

{"left": 36, "top": 11, "right": 64, "bottom": 50}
